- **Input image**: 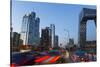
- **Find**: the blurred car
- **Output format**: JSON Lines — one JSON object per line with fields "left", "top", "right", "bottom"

{"left": 71, "top": 50, "right": 87, "bottom": 62}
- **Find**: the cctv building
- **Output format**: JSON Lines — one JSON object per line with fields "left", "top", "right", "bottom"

{"left": 21, "top": 11, "right": 40, "bottom": 46}
{"left": 78, "top": 8, "right": 96, "bottom": 50}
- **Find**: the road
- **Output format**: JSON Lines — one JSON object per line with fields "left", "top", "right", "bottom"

{"left": 11, "top": 49, "right": 93, "bottom": 66}
{"left": 11, "top": 50, "right": 68, "bottom": 66}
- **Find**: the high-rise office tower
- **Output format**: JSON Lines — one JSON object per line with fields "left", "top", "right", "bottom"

{"left": 54, "top": 35, "right": 59, "bottom": 48}
{"left": 11, "top": 32, "right": 23, "bottom": 51}
{"left": 12, "top": 32, "right": 21, "bottom": 47}
{"left": 50, "top": 24, "right": 55, "bottom": 48}
{"left": 21, "top": 14, "right": 28, "bottom": 45}
{"left": 41, "top": 27, "right": 51, "bottom": 50}
{"left": 21, "top": 11, "right": 40, "bottom": 46}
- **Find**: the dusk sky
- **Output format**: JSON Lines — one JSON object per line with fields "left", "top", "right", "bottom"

{"left": 12, "top": 0, "right": 96, "bottom": 45}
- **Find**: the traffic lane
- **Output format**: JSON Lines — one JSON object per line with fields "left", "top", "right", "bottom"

{"left": 11, "top": 50, "right": 63, "bottom": 66}
{"left": 34, "top": 56, "right": 61, "bottom": 65}
{"left": 11, "top": 51, "right": 40, "bottom": 66}
{"left": 42, "top": 56, "right": 55, "bottom": 64}
{"left": 12, "top": 54, "right": 36, "bottom": 66}
{"left": 11, "top": 53, "right": 30, "bottom": 65}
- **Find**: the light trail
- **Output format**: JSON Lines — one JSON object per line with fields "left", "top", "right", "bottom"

{"left": 49, "top": 56, "right": 60, "bottom": 63}
{"left": 34, "top": 56, "right": 50, "bottom": 63}
{"left": 42, "top": 56, "right": 55, "bottom": 63}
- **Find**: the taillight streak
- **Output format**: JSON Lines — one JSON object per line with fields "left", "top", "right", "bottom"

{"left": 34, "top": 56, "right": 50, "bottom": 63}
{"left": 49, "top": 56, "right": 60, "bottom": 63}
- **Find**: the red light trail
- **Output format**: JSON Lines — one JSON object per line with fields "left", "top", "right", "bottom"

{"left": 34, "top": 56, "right": 50, "bottom": 63}
{"left": 49, "top": 56, "right": 60, "bottom": 63}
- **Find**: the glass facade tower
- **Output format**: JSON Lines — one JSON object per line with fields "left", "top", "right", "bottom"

{"left": 21, "top": 11, "right": 40, "bottom": 46}
{"left": 50, "top": 24, "right": 55, "bottom": 48}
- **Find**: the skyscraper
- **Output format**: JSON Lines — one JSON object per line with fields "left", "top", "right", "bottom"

{"left": 50, "top": 24, "right": 55, "bottom": 48}
{"left": 21, "top": 14, "right": 28, "bottom": 45}
{"left": 21, "top": 11, "right": 40, "bottom": 46}
{"left": 54, "top": 35, "right": 59, "bottom": 48}
{"left": 11, "top": 32, "right": 23, "bottom": 51}
{"left": 41, "top": 27, "right": 51, "bottom": 50}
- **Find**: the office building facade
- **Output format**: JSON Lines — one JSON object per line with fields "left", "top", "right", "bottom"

{"left": 41, "top": 27, "right": 51, "bottom": 50}
{"left": 21, "top": 11, "right": 40, "bottom": 46}
{"left": 11, "top": 32, "right": 23, "bottom": 51}
{"left": 54, "top": 35, "right": 59, "bottom": 48}
{"left": 50, "top": 24, "right": 55, "bottom": 48}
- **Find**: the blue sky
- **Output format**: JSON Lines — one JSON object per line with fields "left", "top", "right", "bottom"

{"left": 12, "top": 0, "right": 96, "bottom": 45}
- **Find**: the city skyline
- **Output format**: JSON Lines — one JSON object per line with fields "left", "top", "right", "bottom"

{"left": 12, "top": 1, "right": 96, "bottom": 44}
{"left": 11, "top": 1, "right": 97, "bottom": 66}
